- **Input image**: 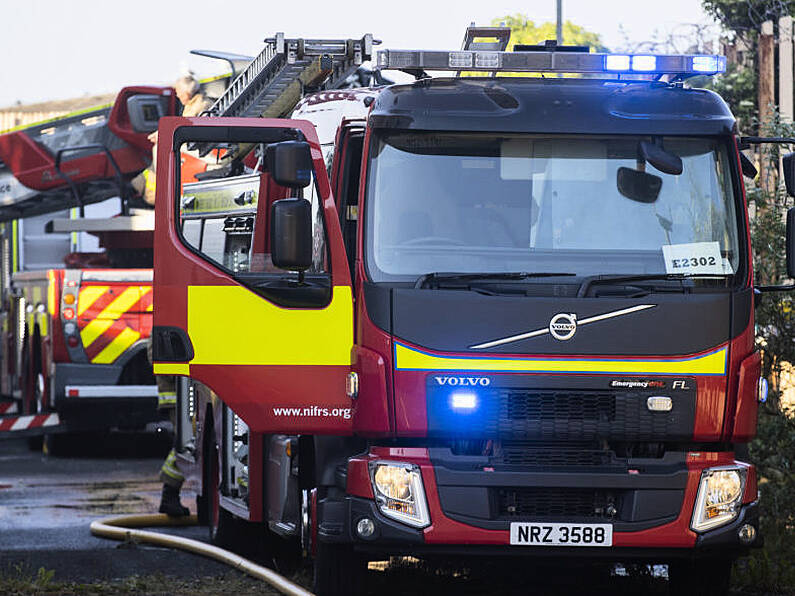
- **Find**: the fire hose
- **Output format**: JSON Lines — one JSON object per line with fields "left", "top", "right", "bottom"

{"left": 90, "top": 513, "right": 313, "bottom": 596}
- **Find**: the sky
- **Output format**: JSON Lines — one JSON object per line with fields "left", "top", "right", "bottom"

{"left": 0, "top": 0, "right": 716, "bottom": 108}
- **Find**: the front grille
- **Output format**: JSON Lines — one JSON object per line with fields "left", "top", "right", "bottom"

{"left": 497, "top": 487, "right": 614, "bottom": 519}
{"left": 504, "top": 391, "right": 615, "bottom": 421}
{"left": 498, "top": 441, "right": 615, "bottom": 468}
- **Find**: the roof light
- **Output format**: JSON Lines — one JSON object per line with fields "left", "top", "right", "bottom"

{"left": 449, "top": 52, "right": 472, "bottom": 68}
{"left": 632, "top": 55, "right": 657, "bottom": 71}
{"left": 474, "top": 52, "right": 500, "bottom": 69}
{"left": 692, "top": 55, "right": 726, "bottom": 73}
{"left": 376, "top": 49, "right": 727, "bottom": 78}
{"left": 605, "top": 55, "right": 630, "bottom": 71}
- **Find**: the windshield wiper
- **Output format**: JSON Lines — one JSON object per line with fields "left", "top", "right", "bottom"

{"left": 414, "top": 271, "right": 576, "bottom": 289}
{"left": 576, "top": 273, "right": 730, "bottom": 298}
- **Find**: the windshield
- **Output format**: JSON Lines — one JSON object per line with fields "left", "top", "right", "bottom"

{"left": 364, "top": 132, "right": 741, "bottom": 283}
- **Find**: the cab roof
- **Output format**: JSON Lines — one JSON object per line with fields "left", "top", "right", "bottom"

{"left": 368, "top": 77, "right": 736, "bottom": 136}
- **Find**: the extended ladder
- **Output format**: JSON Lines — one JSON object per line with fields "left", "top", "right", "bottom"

{"left": 209, "top": 33, "right": 375, "bottom": 120}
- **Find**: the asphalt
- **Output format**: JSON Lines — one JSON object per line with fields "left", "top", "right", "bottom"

{"left": 0, "top": 434, "right": 237, "bottom": 583}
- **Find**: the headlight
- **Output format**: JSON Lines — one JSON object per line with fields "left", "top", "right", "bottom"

{"left": 690, "top": 467, "right": 746, "bottom": 532}
{"left": 371, "top": 462, "right": 431, "bottom": 528}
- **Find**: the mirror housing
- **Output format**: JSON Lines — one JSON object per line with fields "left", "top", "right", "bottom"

{"left": 271, "top": 198, "right": 313, "bottom": 273}
{"left": 266, "top": 141, "right": 313, "bottom": 188}
{"left": 783, "top": 153, "right": 795, "bottom": 197}
{"left": 739, "top": 152, "right": 758, "bottom": 179}
{"left": 126, "top": 94, "right": 169, "bottom": 133}
{"left": 617, "top": 167, "right": 662, "bottom": 203}
{"left": 639, "top": 141, "right": 683, "bottom": 175}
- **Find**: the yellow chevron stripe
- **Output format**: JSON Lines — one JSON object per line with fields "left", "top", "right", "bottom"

{"left": 80, "top": 287, "right": 142, "bottom": 348}
{"left": 77, "top": 286, "right": 110, "bottom": 316}
{"left": 394, "top": 342, "right": 728, "bottom": 376}
{"left": 92, "top": 327, "right": 141, "bottom": 364}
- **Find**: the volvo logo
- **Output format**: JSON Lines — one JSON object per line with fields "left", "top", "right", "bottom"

{"left": 469, "top": 304, "right": 657, "bottom": 350}
{"left": 548, "top": 313, "right": 577, "bottom": 341}
{"left": 434, "top": 376, "right": 491, "bottom": 387}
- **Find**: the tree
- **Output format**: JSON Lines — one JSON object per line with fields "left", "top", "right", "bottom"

{"left": 703, "top": 0, "right": 795, "bottom": 41}
{"left": 491, "top": 14, "right": 607, "bottom": 52}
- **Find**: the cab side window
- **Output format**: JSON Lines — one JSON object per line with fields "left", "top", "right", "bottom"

{"left": 176, "top": 138, "right": 330, "bottom": 307}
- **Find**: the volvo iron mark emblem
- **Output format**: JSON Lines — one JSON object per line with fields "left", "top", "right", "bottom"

{"left": 549, "top": 313, "right": 577, "bottom": 341}
{"left": 469, "top": 304, "right": 657, "bottom": 349}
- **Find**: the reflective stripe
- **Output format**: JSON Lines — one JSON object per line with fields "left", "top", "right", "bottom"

{"left": 47, "top": 271, "right": 56, "bottom": 316}
{"left": 80, "top": 287, "right": 146, "bottom": 347}
{"left": 91, "top": 327, "right": 141, "bottom": 364}
{"left": 158, "top": 391, "right": 177, "bottom": 407}
{"left": 77, "top": 286, "right": 110, "bottom": 316}
{"left": 160, "top": 450, "right": 184, "bottom": 481}
{"left": 154, "top": 362, "right": 190, "bottom": 375}
{"left": 394, "top": 342, "right": 728, "bottom": 376}
{"left": 187, "top": 285, "right": 353, "bottom": 366}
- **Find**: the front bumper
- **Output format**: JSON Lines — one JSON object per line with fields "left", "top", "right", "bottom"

{"left": 323, "top": 448, "right": 760, "bottom": 559}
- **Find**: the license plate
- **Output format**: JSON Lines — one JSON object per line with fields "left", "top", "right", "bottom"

{"left": 510, "top": 523, "right": 613, "bottom": 547}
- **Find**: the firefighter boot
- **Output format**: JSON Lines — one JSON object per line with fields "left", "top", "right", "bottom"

{"left": 159, "top": 485, "right": 190, "bottom": 517}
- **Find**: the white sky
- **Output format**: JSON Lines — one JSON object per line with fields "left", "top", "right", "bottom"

{"left": 0, "top": 0, "right": 715, "bottom": 108}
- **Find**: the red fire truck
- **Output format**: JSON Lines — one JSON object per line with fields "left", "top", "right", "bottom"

{"left": 152, "top": 30, "right": 789, "bottom": 596}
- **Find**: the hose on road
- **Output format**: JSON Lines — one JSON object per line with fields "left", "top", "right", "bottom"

{"left": 90, "top": 513, "right": 313, "bottom": 596}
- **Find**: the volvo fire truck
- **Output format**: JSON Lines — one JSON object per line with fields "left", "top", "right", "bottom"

{"left": 151, "top": 29, "right": 792, "bottom": 596}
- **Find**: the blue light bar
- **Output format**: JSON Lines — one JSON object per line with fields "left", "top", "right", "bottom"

{"left": 450, "top": 391, "right": 478, "bottom": 410}
{"left": 377, "top": 49, "right": 728, "bottom": 77}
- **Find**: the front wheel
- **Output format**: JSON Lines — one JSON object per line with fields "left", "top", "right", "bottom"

{"left": 313, "top": 541, "right": 367, "bottom": 596}
{"left": 668, "top": 558, "right": 733, "bottom": 596}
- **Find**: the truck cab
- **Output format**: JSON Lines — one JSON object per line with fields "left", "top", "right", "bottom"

{"left": 152, "top": 40, "right": 795, "bottom": 596}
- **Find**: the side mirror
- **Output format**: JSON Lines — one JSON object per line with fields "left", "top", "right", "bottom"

{"left": 788, "top": 207, "right": 795, "bottom": 279}
{"left": 617, "top": 167, "right": 662, "bottom": 203}
{"left": 639, "top": 141, "right": 683, "bottom": 175}
{"left": 783, "top": 153, "right": 795, "bottom": 197}
{"left": 739, "top": 152, "right": 758, "bottom": 179}
{"left": 271, "top": 198, "right": 312, "bottom": 274}
{"left": 126, "top": 94, "right": 169, "bottom": 133}
{"left": 266, "top": 141, "right": 313, "bottom": 188}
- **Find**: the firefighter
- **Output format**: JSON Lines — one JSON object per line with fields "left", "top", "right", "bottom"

{"left": 132, "top": 73, "right": 212, "bottom": 204}
{"left": 145, "top": 340, "right": 189, "bottom": 516}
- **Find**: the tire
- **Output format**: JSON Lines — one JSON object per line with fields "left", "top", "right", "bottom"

{"left": 313, "top": 540, "right": 367, "bottom": 596}
{"left": 669, "top": 558, "right": 733, "bottom": 596}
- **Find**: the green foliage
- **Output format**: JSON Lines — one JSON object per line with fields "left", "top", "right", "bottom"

{"left": 703, "top": 0, "right": 795, "bottom": 40}
{"left": 491, "top": 14, "right": 608, "bottom": 52}
{"left": 730, "top": 110, "right": 795, "bottom": 592}
{"left": 707, "top": 63, "right": 758, "bottom": 131}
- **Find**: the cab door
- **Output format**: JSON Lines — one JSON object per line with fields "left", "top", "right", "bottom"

{"left": 152, "top": 117, "right": 353, "bottom": 434}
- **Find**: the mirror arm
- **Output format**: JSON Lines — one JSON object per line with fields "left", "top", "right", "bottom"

{"left": 755, "top": 284, "right": 795, "bottom": 293}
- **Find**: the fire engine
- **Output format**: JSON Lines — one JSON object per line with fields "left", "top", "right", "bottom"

{"left": 0, "top": 71, "right": 236, "bottom": 445}
{"left": 151, "top": 29, "right": 792, "bottom": 596}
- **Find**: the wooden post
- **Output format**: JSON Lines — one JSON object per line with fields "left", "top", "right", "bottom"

{"left": 780, "top": 16, "right": 794, "bottom": 123}
{"left": 759, "top": 20, "right": 776, "bottom": 194}
{"left": 759, "top": 20, "right": 776, "bottom": 128}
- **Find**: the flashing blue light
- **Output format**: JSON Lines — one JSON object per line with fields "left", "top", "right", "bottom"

{"left": 632, "top": 55, "right": 657, "bottom": 72}
{"left": 450, "top": 391, "right": 478, "bottom": 411}
{"left": 692, "top": 55, "right": 726, "bottom": 73}
{"left": 605, "top": 55, "right": 630, "bottom": 71}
